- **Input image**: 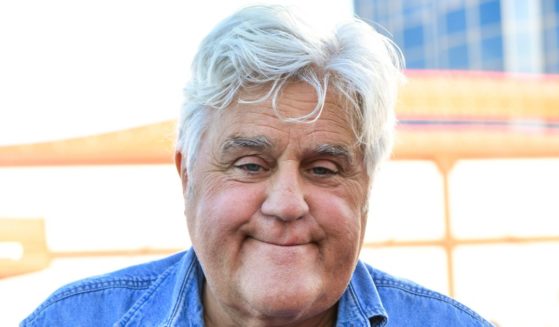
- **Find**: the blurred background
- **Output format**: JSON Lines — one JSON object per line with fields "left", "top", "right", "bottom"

{"left": 0, "top": 0, "right": 558, "bottom": 326}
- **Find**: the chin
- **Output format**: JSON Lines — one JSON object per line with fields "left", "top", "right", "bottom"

{"left": 242, "top": 283, "right": 330, "bottom": 320}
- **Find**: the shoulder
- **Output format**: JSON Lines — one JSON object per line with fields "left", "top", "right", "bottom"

{"left": 363, "top": 262, "right": 493, "bottom": 326}
{"left": 21, "top": 252, "right": 186, "bottom": 327}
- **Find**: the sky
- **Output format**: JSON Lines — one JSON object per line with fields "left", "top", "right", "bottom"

{"left": 0, "top": 0, "right": 353, "bottom": 146}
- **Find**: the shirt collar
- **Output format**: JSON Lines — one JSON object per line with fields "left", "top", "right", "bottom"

{"left": 118, "top": 249, "right": 205, "bottom": 326}
{"left": 336, "top": 260, "right": 388, "bottom": 326}
{"left": 166, "top": 248, "right": 206, "bottom": 326}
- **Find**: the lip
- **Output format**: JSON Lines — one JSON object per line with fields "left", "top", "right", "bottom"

{"left": 246, "top": 237, "right": 316, "bottom": 265}
{"left": 249, "top": 237, "right": 311, "bottom": 247}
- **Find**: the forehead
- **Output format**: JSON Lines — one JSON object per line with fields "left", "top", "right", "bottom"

{"left": 210, "top": 83, "right": 358, "bottom": 151}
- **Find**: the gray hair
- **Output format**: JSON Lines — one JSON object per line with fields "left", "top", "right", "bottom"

{"left": 176, "top": 5, "right": 404, "bottom": 177}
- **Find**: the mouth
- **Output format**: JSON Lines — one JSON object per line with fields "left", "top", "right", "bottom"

{"left": 243, "top": 236, "right": 319, "bottom": 266}
{"left": 248, "top": 236, "right": 312, "bottom": 247}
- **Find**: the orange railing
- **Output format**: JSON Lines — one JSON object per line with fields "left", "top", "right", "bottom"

{"left": 1, "top": 71, "right": 559, "bottom": 292}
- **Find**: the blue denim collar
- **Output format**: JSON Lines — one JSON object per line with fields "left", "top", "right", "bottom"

{"left": 337, "top": 260, "right": 388, "bottom": 326}
{"left": 113, "top": 249, "right": 205, "bottom": 326}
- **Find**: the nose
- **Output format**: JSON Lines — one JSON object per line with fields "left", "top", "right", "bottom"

{"left": 261, "top": 163, "right": 309, "bottom": 221}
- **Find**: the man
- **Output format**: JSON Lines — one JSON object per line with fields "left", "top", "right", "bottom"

{"left": 22, "top": 5, "right": 492, "bottom": 326}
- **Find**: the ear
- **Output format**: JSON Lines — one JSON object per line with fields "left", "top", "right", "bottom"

{"left": 175, "top": 151, "right": 188, "bottom": 191}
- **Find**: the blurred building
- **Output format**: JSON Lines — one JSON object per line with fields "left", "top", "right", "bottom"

{"left": 354, "top": 0, "right": 559, "bottom": 73}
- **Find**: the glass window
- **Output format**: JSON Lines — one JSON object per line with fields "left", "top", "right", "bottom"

{"left": 481, "top": 35, "right": 503, "bottom": 60}
{"left": 445, "top": 8, "right": 467, "bottom": 34}
{"left": 404, "top": 25, "right": 425, "bottom": 48}
{"left": 393, "top": 32, "right": 406, "bottom": 54}
{"left": 479, "top": 0, "right": 501, "bottom": 26}
{"left": 448, "top": 44, "right": 469, "bottom": 69}
{"left": 406, "top": 57, "right": 427, "bottom": 69}
{"left": 403, "top": 2, "right": 427, "bottom": 18}
{"left": 544, "top": 27, "right": 554, "bottom": 52}
{"left": 481, "top": 35, "right": 504, "bottom": 69}
{"left": 481, "top": 59, "right": 504, "bottom": 71}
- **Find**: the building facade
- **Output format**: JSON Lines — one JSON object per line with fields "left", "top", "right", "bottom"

{"left": 354, "top": 0, "right": 559, "bottom": 73}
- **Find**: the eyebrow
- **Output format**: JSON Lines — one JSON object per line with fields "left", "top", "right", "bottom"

{"left": 312, "top": 144, "right": 353, "bottom": 164}
{"left": 220, "top": 136, "right": 354, "bottom": 164}
{"left": 221, "top": 135, "right": 273, "bottom": 153}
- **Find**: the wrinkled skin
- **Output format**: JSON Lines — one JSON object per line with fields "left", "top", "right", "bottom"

{"left": 176, "top": 82, "right": 370, "bottom": 327}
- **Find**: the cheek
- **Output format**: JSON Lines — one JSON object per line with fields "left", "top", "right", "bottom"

{"left": 310, "top": 188, "right": 365, "bottom": 254}
{"left": 187, "top": 179, "right": 265, "bottom": 247}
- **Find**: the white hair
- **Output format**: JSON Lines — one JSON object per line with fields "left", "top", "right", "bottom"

{"left": 177, "top": 5, "right": 404, "bottom": 177}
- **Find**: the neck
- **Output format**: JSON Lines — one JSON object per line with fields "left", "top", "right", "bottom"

{"left": 203, "top": 282, "right": 337, "bottom": 327}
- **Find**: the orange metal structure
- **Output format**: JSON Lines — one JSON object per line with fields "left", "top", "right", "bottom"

{"left": 1, "top": 71, "right": 558, "bottom": 290}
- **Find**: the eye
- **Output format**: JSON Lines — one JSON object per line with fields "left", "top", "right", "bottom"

{"left": 233, "top": 156, "right": 270, "bottom": 175}
{"left": 308, "top": 161, "right": 339, "bottom": 177}
{"left": 310, "top": 166, "right": 337, "bottom": 176}
{"left": 236, "top": 163, "right": 264, "bottom": 173}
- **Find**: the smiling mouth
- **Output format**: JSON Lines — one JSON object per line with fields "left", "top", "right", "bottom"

{"left": 246, "top": 237, "right": 317, "bottom": 264}
{"left": 249, "top": 237, "right": 312, "bottom": 247}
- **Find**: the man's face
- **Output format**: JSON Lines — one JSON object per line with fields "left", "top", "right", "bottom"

{"left": 182, "top": 82, "right": 370, "bottom": 325}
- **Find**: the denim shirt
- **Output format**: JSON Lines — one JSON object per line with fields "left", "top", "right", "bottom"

{"left": 21, "top": 248, "right": 492, "bottom": 326}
